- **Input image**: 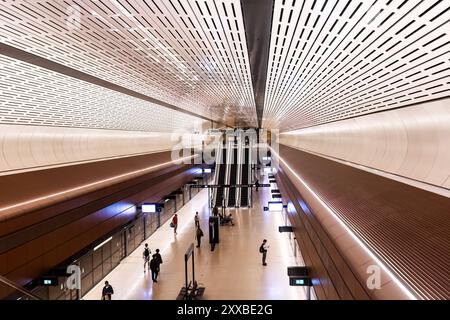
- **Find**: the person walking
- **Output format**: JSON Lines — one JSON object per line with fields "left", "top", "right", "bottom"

{"left": 150, "top": 249, "right": 163, "bottom": 282}
{"left": 172, "top": 214, "right": 178, "bottom": 234}
{"left": 259, "top": 239, "right": 269, "bottom": 266}
{"left": 194, "top": 212, "right": 200, "bottom": 228}
{"left": 196, "top": 226, "right": 204, "bottom": 248}
{"left": 102, "top": 281, "right": 114, "bottom": 300}
{"left": 142, "top": 243, "right": 151, "bottom": 273}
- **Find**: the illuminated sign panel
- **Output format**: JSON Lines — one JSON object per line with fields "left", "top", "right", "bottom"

{"left": 40, "top": 277, "right": 58, "bottom": 286}
{"left": 289, "top": 277, "right": 311, "bottom": 286}
{"left": 142, "top": 204, "right": 157, "bottom": 213}
{"left": 268, "top": 201, "right": 283, "bottom": 211}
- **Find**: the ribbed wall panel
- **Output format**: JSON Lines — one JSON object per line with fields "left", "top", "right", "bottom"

{"left": 279, "top": 144, "right": 450, "bottom": 300}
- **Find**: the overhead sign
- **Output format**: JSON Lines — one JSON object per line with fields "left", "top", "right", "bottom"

{"left": 268, "top": 201, "right": 283, "bottom": 211}
{"left": 289, "top": 277, "right": 311, "bottom": 286}
{"left": 40, "top": 276, "right": 58, "bottom": 286}
{"left": 279, "top": 226, "right": 294, "bottom": 232}
{"left": 142, "top": 204, "right": 157, "bottom": 213}
{"left": 264, "top": 167, "right": 273, "bottom": 174}
{"left": 287, "top": 266, "right": 309, "bottom": 277}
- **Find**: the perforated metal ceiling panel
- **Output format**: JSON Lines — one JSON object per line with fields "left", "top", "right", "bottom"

{"left": 0, "top": 55, "right": 205, "bottom": 132}
{"left": 263, "top": 0, "right": 450, "bottom": 131}
{"left": 0, "top": 0, "right": 257, "bottom": 127}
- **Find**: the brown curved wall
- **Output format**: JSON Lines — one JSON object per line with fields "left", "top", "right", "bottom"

{"left": 0, "top": 150, "right": 199, "bottom": 296}
{"left": 277, "top": 168, "right": 370, "bottom": 300}
{"left": 277, "top": 144, "right": 450, "bottom": 300}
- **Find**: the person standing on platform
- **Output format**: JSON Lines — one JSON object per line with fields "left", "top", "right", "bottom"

{"left": 194, "top": 212, "right": 200, "bottom": 228}
{"left": 172, "top": 214, "right": 178, "bottom": 234}
{"left": 259, "top": 239, "right": 269, "bottom": 266}
{"left": 213, "top": 206, "right": 219, "bottom": 217}
{"left": 196, "top": 226, "right": 204, "bottom": 248}
{"left": 255, "top": 179, "right": 260, "bottom": 192}
{"left": 150, "top": 249, "right": 163, "bottom": 282}
{"left": 143, "top": 243, "right": 151, "bottom": 273}
{"left": 102, "top": 281, "right": 114, "bottom": 300}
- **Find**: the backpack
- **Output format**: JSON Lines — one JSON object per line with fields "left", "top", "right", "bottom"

{"left": 144, "top": 248, "right": 150, "bottom": 257}
{"left": 259, "top": 244, "right": 264, "bottom": 253}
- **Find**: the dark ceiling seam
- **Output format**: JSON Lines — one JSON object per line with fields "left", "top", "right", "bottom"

{"left": 241, "top": 0, "right": 275, "bottom": 128}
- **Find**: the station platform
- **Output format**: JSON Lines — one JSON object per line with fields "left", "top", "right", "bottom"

{"left": 83, "top": 175, "right": 309, "bottom": 300}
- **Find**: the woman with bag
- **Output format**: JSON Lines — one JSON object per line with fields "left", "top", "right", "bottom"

{"left": 171, "top": 214, "right": 178, "bottom": 235}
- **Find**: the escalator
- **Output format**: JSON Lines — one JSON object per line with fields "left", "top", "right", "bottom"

{"left": 227, "top": 148, "right": 238, "bottom": 207}
{"left": 240, "top": 148, "right": 249, "bottom": 207}
{"left": 215, "top": 148, "right": 227, "bottom": 207}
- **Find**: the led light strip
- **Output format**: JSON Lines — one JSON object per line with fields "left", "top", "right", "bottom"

{"left": 271, "top": 148, "right": 417, "bottom": 300}
{"left": 0, "top": 154, "right": 197, "bottom": 215}
{"left": 93, "top": 237, "right": 113, "bottom": 251}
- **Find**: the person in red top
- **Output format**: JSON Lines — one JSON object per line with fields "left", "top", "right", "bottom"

{"left": 172, "top": 214, "right": 178, "bottom": 235}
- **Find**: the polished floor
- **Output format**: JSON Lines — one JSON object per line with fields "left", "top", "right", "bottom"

{"left": 83, "top": 172, "right": 310, "bottom": 300}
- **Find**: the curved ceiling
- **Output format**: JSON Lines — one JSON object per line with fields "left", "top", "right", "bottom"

{"left": 0, "top": 0, "right": 257, "bottom": 128}
{"left": 263, "top": 0, "right": 450, "bottom": 131}
{"left": 0, "top": 54, "right": 205, "bottom": 132}
{"left": 0, "top": 0, "right": 449, "bottom": 132}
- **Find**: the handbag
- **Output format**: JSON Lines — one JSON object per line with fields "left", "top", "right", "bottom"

{"left": 170, "top": 222, "right": 174, "bottom": 228}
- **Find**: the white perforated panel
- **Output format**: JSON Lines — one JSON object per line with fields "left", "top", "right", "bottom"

{"left": 0, "top": 0, "right": 257, "bottom": 126}
{"left": 263, "top": 0, "right": 450, "bottom": 131}
{"left": 0, "top": 55, "right": 205, "bottom": 132}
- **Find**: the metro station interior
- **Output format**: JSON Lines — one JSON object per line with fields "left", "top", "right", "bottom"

{"left": 0, "top": 0, "right": 449, "bottom": 302}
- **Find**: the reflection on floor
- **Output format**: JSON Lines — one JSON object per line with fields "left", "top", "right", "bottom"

{"left": 83, "top": 173, "right": 309, "bottom": 300}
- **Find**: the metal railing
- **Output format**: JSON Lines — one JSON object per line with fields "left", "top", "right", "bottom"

{"left": 0, "top": 275, "right": 42, "bottom": 300}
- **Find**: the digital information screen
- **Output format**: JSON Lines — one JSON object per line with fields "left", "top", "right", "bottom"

{"left": 268, "top": 201, "right": 283, "bottom": 212}
{"left": 142, "top": 204, "right": 157, "bottom": 213}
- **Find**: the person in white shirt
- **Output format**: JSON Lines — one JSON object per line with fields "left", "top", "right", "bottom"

{"left": 194, "top": 212, "right": 200, "bottom": 227}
